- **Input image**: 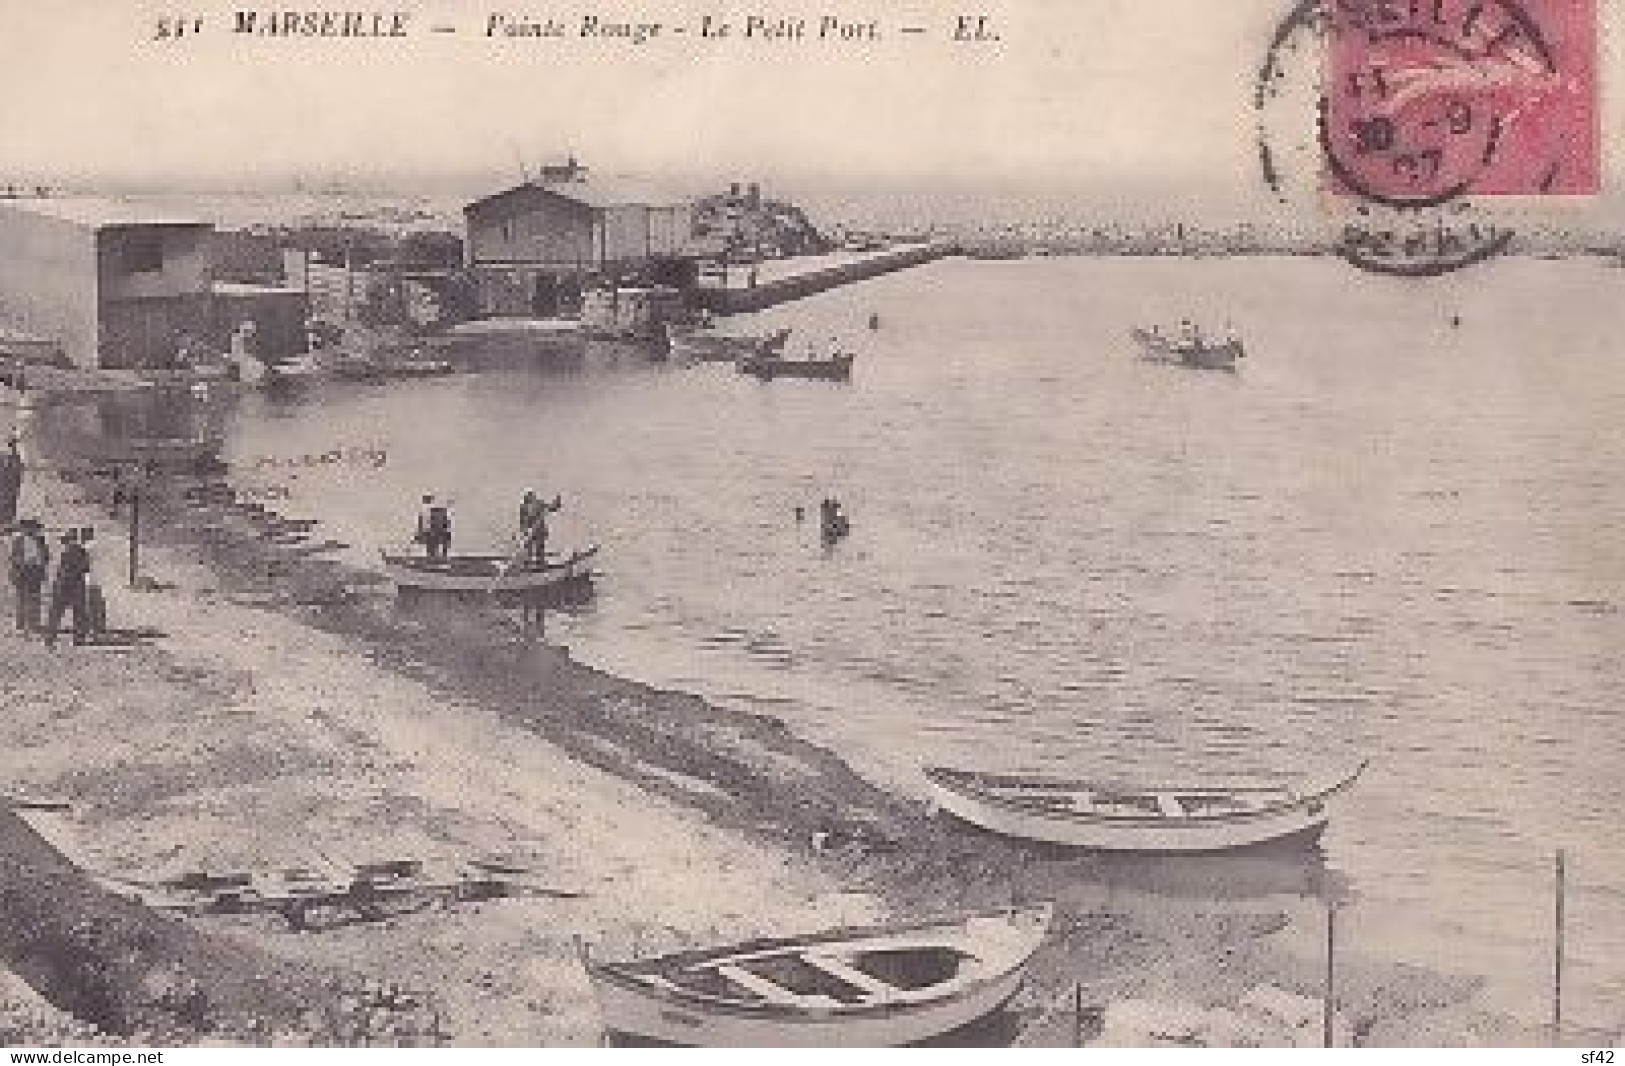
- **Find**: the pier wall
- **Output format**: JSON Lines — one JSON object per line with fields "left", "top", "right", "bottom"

{"left": 698, "top": 242, "right": 952, "bottom": 314}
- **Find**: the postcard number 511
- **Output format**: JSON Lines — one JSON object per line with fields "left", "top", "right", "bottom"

{"left": 152, "top": 17, "right": 206, "bottom": 40}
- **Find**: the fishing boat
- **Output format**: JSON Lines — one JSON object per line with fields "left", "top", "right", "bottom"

{"left": 582, "top": 903, "right": 1052, "bottom": 1047}
{"left": 737, "top": 351, "right": 855, "bottom": 382}
{"left": 378, "top": 545, "right": 598, "bottom": 593}
{"left": 327, "top": 352, "right": 455, "bottom": 383}
{"left": 121, "top": 434, "right": 228, "bottom": 474}
{"left": 1132, "top": 327, "right": 1244, "bottom": 371}
{"left": 923, "top": 761, "right": 1368, "bottom": 853}
{"left": 665, "top": 323, "right": 792, "bottom": 362}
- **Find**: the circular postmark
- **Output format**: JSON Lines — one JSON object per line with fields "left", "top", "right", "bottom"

{"left": 1327, "top": 0, "right": 1562, "bottom": 206}
{"left": 1256, "top": 0, "right": 1590, "bottom": 274}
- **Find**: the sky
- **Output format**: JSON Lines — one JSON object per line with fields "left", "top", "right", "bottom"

{"left": 0, "top": 0, "right": 1619, "bottom": 222}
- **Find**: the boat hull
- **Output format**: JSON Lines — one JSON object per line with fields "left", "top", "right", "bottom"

{"left": 1132, "top": 328, "right": 1242, "bottom": 371}
{"left": 924, "top": 765, "right": 1364, "bottom": 853}
{"left": 592, "top": 955, "right": 1026, "bottom": 1047}
{"left": 330, "top": 359, "right": 454, "bottom": 382}
{"left": 738, "top": 354, "right": 854, "bottom": 382}
{"left": 666, "top": 325, "right": 791, "bottom": 362}
{"left": 380, "top": 547, "right": 597, "bottom": 593}
{"left": 587, "top": 904, "right": 1051, "bottom": 1047}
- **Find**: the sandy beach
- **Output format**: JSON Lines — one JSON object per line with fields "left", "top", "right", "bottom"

{"left": 0, "top": 464, "right": 1596, "bottom": 1047}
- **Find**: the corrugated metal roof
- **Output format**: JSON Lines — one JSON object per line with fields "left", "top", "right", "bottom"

{"left": 0, "top": 322, "right": 57, "bottom": 346}
{"left": 466, "top": 179, "right": 692, "bottom": 214}
{"left": 0, "top": 196, "right": 210, "bottom": 229}
{"left": 213, "top": 282, "right": 305, "bottom": 296}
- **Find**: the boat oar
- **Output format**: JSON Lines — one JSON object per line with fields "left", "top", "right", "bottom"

{"left": 485, "top": 528, "right": 529, "bottom": 599}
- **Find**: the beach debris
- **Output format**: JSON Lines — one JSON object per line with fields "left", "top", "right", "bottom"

{"left": 0, "top": 796, "right": 72, "bottom": 813}
{"left": 1093, "top": 986, "right": 1355, "bottom": 1048}
{"left": 1236, "top": 984, "right": 1355, "bottom": 1048}
{"left": 94, "top": 856, "right": 586, "bottom": 932}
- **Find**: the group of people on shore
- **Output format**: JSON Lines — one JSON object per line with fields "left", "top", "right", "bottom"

{"left": 413, "top": 489, "right": 564, "bottom": 564}
{"left": 3, "top": 435, "right": 104, "bottom": 647}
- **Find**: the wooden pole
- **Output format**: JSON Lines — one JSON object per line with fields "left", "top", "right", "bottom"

{"left": 1072, "top": 981, "right": 1084, "bottom": 1047}
{"left": 126, "top": 482, "right": 140, "bottom": 588}
{"left": 1323, "top": 902, "right": 1337, "bottom": 1048}
{"left": 344, "top": 241, "right": 355, "bottom": 323}
{"left": 1553, "top": 849, "right": 1565, "bottom": 1046}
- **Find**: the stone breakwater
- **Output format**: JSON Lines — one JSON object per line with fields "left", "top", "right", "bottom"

{"left": 699, "top": 243, "right": 953, "bottom": 315}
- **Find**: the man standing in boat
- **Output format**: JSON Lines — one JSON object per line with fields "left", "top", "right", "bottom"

{"left": 415, "top": 494, "right": 452, "bottom": 561}
{"left": 519, "top": 489, "right": 563, "bottom": 564}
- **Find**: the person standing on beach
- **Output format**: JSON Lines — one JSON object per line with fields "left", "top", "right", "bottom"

{"left": 79, "top": 527, "right": 106, "bottom": 640}
{"left": 0, "top": 435, "right": 24, "bottom": 528}
{"left": 518, "top": 489, "right": 562, "bottom": 564}
{"left": 44, "top": 528, "right": 90, "bottom": 648}
{"left": 7, "top": 518, "right": 49, "bottom": 636}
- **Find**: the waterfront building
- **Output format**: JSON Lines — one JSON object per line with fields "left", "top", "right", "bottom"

{"left": 0, "top": 197, "right": 216, "bottom": 369}
{"left": 463, "top": 175, "right": 697, "bottom": 317}
{"left": 0, "top": 197, "right": 310, "bottom": 369}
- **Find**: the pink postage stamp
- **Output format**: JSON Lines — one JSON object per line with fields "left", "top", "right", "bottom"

{"left": 1322, "top": 0, "right": 1598, "bottom": 204}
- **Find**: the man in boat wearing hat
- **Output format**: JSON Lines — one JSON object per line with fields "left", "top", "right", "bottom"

{"left": 7, "top": 516, "right": 50, "bottom": 636}
{"left": 518, "top": 489, "right": 563, "bottom": 564}
{"left": 415, "top": 494, "right": 452, "bottom": 561}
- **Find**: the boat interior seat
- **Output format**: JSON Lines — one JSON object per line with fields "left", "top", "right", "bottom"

{"left": 712, "top": 964, "right": 846, "bottom": 1007}
{"left": 799, "top": 954, "right": 898, "bottom": 999}
{"left": 1156, "top": 794, "right": 1188, "bottom": 818}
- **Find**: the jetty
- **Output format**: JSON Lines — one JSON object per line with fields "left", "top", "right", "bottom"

{"left": 696, "top": 242, "right": 952, "bottom": 314}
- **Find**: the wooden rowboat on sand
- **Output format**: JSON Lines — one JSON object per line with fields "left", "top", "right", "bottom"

{"left": 923, "top": 761, "right": 1368, "bottom": 853}
{"left": 582, "top": 903, "right": 1053, "bottom": 1046}
{"left": 379, "top": 545, "right": 598, "bottom": 594}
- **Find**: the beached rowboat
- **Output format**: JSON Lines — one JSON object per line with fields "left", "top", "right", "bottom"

{"left": 737, "top": 352, "right": 855, "bottom": 382}
{"left": 379, "top": 545, "right": 598, "bottom": 593}
{"left": 1132, "top": 327, "right": 1244, "bottom": 371}
{"left": 923, "top": 761, "right": 1368, "bottom": 852}
{"left": 583, "top": 903, "right": 1052, "bottom": 1046}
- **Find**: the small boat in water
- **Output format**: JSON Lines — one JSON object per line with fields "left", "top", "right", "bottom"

{"left": 924, "top": 761, "right": 1368, "bottom": 853}
{"left": 379, "top": 545, "right": 598, "bottom": 593}
{"left": 665, "top": 323, "right": 792, "bottom": 362}
{"left": 583, "top": 903, "right": 1052, "bottom": 1046}
{"left": 327, "top": 353, "right": 455, "bottom": 382}
{"left": 738, "top": 351, "right": 855, "bottom": 382}
{"left": 1132, "top": 327, "right": 1244, "bottom": 371}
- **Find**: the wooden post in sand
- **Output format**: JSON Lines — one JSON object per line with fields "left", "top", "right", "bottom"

{"left": 1553, "top": 849, "right": 1566, "bottom": 1046}
{"left": 126, "top": 481, "right": 140, "bottom": 588}
{"left": 1072, "top": 981, "right": 1085, "bottom": 1047}
{"left": 1323, "top": 901, "right": 1337, "bottom": 1048}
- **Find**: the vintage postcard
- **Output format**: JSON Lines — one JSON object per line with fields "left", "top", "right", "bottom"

{"left": 1, "top": 0, "right": 1621, "bottom": 1050}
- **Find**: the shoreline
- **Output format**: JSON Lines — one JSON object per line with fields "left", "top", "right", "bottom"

{"left": 0, "top": 462, "right": 1588, "bottom": 1046}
